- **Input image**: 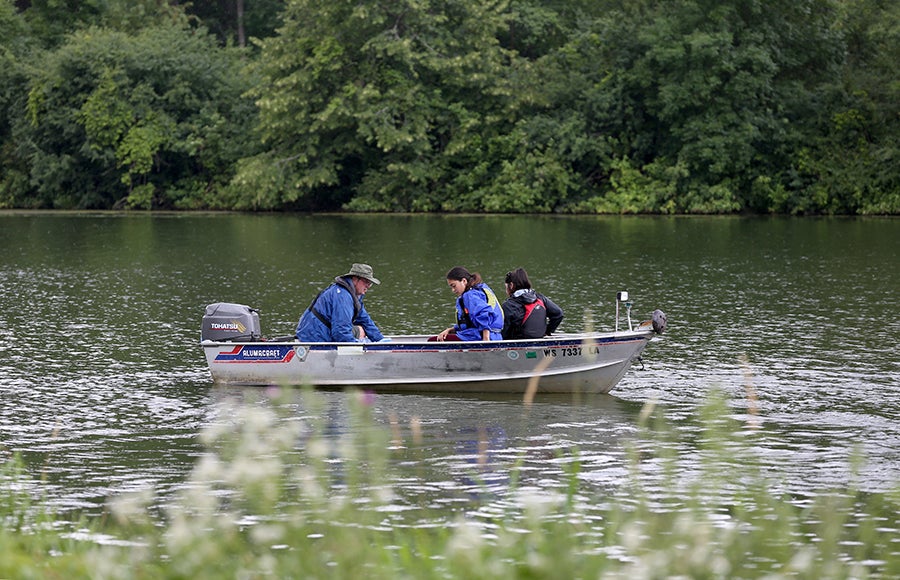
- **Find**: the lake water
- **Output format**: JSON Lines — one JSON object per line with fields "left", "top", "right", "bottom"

{"left": 0, "top": 212, "right": 898, "bottom": 519}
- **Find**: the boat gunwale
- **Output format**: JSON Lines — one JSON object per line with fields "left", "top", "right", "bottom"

{"left": 200, "top": 329, "right": 655, "bottom": 352}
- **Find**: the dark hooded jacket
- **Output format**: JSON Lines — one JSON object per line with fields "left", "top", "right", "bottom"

{"left": 501, "top": 289, "right": 564, "bottom": 339}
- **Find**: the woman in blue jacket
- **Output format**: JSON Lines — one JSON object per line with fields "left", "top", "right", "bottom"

{"left": 433, "top": 266, "right": 504, "bottom": 341}
{"left": 296, "top": 263, "right": 385, "bottom": 342}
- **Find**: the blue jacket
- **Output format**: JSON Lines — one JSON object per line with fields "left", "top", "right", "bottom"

{"left": 454, "top": 283, "right": 504, "bottom": 341}
{"left": 296, "top": 277, "right": 384, "bottom": 342}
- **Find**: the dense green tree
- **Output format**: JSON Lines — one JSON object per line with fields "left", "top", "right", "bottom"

{"left": 14, "top": 24, "right": 256, "bottom": 209}
{"left": 1, "top": 0, "right": 897, "bottom": 213}
{"left": 498, "top": 0, "right": 568, "bottom": 59}
{"left": 186, "top": 0, "right": 286, "bottom": 47}
{"left": 555, "top": 0, "right": 845, "bottom": 213}
{"left": 232, "top": 0, "right": 536, "bottom": 211}
{"left": 0, "top": 1, "right": 27, "bottom": 133}
{"left": 237, "top": 0, "right": 895, "bottom": 214}
{"left": 18, "top": 0, "right": 189, "bottom": 45}
{"left": 788, "top": 0, "right": 900, "bottom": 214}
{"left": 0, "top": 1, "right": 34, "bottom": 206}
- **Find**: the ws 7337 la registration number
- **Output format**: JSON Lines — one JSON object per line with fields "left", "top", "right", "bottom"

{"left": 543, "top": 345, "right": 602, "bottom": 357}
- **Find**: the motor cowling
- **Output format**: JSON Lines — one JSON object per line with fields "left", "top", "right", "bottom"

{"left": 651, "top": 309, "right": 667, "bottom": 334}
{"left": 201, "top": 302, "right": 261, "bottom": 341}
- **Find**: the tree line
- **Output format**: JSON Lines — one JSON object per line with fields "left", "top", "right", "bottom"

{"left": 1, "top": 0, "right": 897, "bottom": 214}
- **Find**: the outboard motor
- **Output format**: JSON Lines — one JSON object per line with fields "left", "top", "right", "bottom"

{"left": 651, "top": 309, "right": 667, "bottom": 334}
{"left": 201, "top": 302, "right": 262, "bottom": 341}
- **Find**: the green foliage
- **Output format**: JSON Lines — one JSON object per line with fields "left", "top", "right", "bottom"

{"left": 0, "top": 454, "right": 96, "bottom": 578}
{"left": 21, "top": 0, "right": 192, "bottom": 46}
{"left": 787, "top": 0, "right": 900, "bottom": 214}
{"left": 567, "top": 158, "right": 681, "bottom": 214}
{"left": 186, "top": 0, "right": 286, "bottom": 46}
{"left": 498, "top": 1, "right": 568, "bottom": 59}
{"left": 238, "top": 0, "right": 536, "bottom": 211}
{"left": 1, "top": 0, "right": 898, "bottom": 213}
{"left": 0, "top": 6, "right": 27, "bottom": 207}
{"left": 432, "top": 126, "right": 578, "bottom": 213}
{"left": 553, "top": 0, "right": 843, "bottom": 213}
{"left": 14, "top": 24, "right": 256, "bottom": 209}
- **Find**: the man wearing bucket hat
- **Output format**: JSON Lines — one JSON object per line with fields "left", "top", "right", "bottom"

{"left": 296, "top": 263, "right": 386, "bottom": 342}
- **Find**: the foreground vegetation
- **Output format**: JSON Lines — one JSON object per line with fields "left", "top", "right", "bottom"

{"left": 1, "top": 0, "right": 897, "bottom": 214}
{"left": 2, "top": 390, "right": 898, "bottom": 578}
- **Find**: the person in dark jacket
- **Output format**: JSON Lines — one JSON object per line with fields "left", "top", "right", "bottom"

{"left": 296, "top": 263, "right": 385, "bottom": 342}
{"left": 500, "top": 268, "right": 564, "bottom": 339}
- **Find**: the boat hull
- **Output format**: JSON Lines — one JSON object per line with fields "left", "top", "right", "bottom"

{"left": 201, "top": 331, "right": 653, "bottom": 394}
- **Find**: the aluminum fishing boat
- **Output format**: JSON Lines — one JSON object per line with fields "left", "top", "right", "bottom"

{"left": 200, "top": 294, "right": 666, "bottom": 394}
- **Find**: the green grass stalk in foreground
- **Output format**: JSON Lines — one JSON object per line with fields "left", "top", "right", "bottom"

{"left": 2, "top": 388, "right": 899, "bottom": 579}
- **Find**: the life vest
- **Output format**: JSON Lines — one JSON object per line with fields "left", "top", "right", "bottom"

{"left": 456, "top": 285, "right": 503, "bottom": 332}
{"left": 307, "top": 276, "right": 361, "bottom": 330}
{"left": 519, "top": 297, "right": 547, "bottom": 339}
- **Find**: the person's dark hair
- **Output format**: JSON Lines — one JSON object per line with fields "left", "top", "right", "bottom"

{"left": 446, "top": 266, "right": 482, "bottom": 289}
{"left": 504, "top": 267, "right": 532, "bottom": 292}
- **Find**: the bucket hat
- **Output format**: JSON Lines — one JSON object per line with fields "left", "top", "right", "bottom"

{"left": 345, "top": 263, "right": 381, "bottom": 285}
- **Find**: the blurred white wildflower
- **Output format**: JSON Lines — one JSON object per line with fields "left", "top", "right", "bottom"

{"left": 250, "top": 523, "right": 285, "bottom": 546}
{"left": 446, "top": 520, "right": 486, "bottom": 559}
{"left": 226, "top": 455, "right": 282, "bottom": 506}
{"left": 786, "top": 546, "right": 816, "bottom": 574}
{"left": 271, "top": 418, "right": 304, "bottom": 449}
{"left": 293, "top": 466, "right": 325, "bottom": 501}
{"left": 175, "top": 482, "right": 220, "bottom": 514}
{"left": 107, "top": 486, "right": 155, "bottom": 526}
{"left": 255, "top": 553, "right": 278, "bottom": 576}
{"left": 336, "top": 435, "right": 357, "bottom": 461}
{"left": 306, "top": 438, "right": 330, "bottom": 460}
{"left": 226, "top": 455, "right": 282, "bottom": 487}
{"left": 372, "top": 483, "right": 394, "bottom": 504}
{"left": 86, "top": 546, "right": 143, "bottom": 580}
{"left": 165, "top": 515, "right": 195, "bottom": 552}
{"left": 620, "top": 520, "right": 646, "bottom": 552}
{"left": 515, "top": 487, "right": 564, "bottom": 522}
{"left": 192, "top": 453, "right": 225, "bottom": 483}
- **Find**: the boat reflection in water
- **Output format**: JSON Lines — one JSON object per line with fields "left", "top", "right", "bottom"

{"left": 206, "top": 386, "right": 646, "bottom": 513}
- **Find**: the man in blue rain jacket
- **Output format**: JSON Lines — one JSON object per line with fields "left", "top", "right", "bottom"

{"left": 296, "top": 263, "right": 385, "bottom": 342}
